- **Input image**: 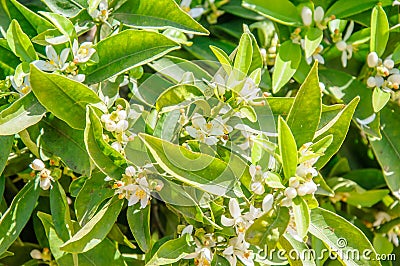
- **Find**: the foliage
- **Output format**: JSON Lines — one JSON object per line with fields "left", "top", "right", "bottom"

{"left": 0, "top": 0, "right": 399, "bottom": 265}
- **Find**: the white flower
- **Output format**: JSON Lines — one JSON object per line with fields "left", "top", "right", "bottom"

{"left": 89, "top": 0, "right": 109, "bottom": 22}
{"left": 125, "top": 166, "right": 136, "bottom": 177}
{"left": 387, "top": 226, "right": 400, "bottom": 247}
{"left": 384, "top": 58, "right": 395, "bottom": 70}
{"left": 184, "top": 233, "right": 215, "bottom": 265}
{"left": 124, "top": 177, "right": 151, "bottom": 208}
{"left": 284, "top": 187, "right": 297, "bottom": 199}
{"left": 39, "top": 168, "right": 54, "bottom": 190}
{"left": 72, "top": 40, "right": 96, "bottom": 63}
{"left": 185, "top": 113, "right": 232, "bottom": 145}
{"left": 30, "top": 159, "right": 45, "bottom": 171}
{"left": 180, "top": 0, "right": 204, "bottom": 18}
{"left": 223, "top": 236, "right": 254, "bottom": 266}
{"left": 388, "top": 74, "right": 400, "bottom": 89}
{"left": 34, "top": 45, "right": 69, "bottom": 72}
{"left": 118, "top": 110, "right": 127, "bottom": 120}
{"left": 115, "top": 120, "right": 129, "bottom": 133}
{"left": 249, "top": 165, "right": 265, "bottom": 195}
{"left": 314, "top": 6, "right": 324, "bottom": 24}
{"left": 335, "top": 21, "right": 354, "bottom": 67}
{"left": 373, "top": 212, "right": 392, "bottom": 227}
{"left": 221, "top": 198, "right": 251, "bottom": 234}
{"left": 367, "top": 52, "right": 379, "bottom": 68}
{"left": 10, "top": 74, "right": 30, "bottom": 95}
{"left": 238, "top": 78, "right": 261, "bottom": 104}
{"left": 301, "top": 7, "right": 313, "bottom": 26}
{"left": 393, "top": 0, "right": 400, "bottom": 6}
{"left": 301, "top": 40, "right": 325, "bottom": 65}
{"left": 105, "top": 121, "right": 117, "bottom": 132}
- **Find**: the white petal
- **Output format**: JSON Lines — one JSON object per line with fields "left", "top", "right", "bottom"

{"left": 262, "top": 194, "right": 274, "bottom": 213}
{"left": 34, "top": 60, "right": 56, "bottom": 72}
{"left": 341, "top": 51, "right": 348, "bottom": 68}
{"left": 344, "top": 21, "right": 354, "bottom": 41}
{"left": 204, "top": 136, "right": 218, "bottom": 145}
{"left": 30, "top": 159, "right": 45, "bottom": 171}
{"left": 140, "top": 196, "right": 148, "bottom": 208}
{"left": 45, "top": 45, "right": 58, "bottom": 62}
{"left": 181, "top": 225, "right": 193, "bottom": 235}
{"left": 221, "top": 215, "right": 235, "bottom": 226}
{"left": 314, "top": 6, "right": 324, "bottom": 23}
{"left": 128, "top": 195, "right": 139, "bottom": 206}
{"left": 60, "top": 48, "right": 70, "bottom": 65}
{"left": 191, "top": 113, "right": 206, "bottom": 129}
{"left": 229, "top": 198, "right": 241, "bottom": 218}
{"left": 301, "top": 7, "right": 312, "bottom": 26}
{"left": 188, "top": 7, "right": 204, "bottom": 18}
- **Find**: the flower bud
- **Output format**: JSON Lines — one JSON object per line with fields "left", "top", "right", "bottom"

{"left": 30, "top": 249, "right": 42, "bottom": 260}
{"left": 367, "top": 52, "right": 379, "bottom": 68}
{"left": 305, "top": 181, "right": 318, "bottom": 194}
{"left": 301, "top": 7, "right": 313, "bottom": 26}
{"left": 251, "top": 181, "right": 265, "bottom": 195}
{"left": 118, "top": 110, "right": 127, "bottom": 120}
{"left": 105, "top": 121, "right": 116, "bottom": 131}
{"left": 125, "top": 166, "right": 136, "bottom": 177}
{"left": 367, "top": 77, "right": 376, "bottom": 88}
{"left": 30, "top": 159, "right": 45, "bottom": 171}
{"left": 101, "top": 114, "right": 111, "bottom": 123}
{"left": 314, "top": 6, "right": 324, "bottom": 23}
{"left": 115, "top": 120, "right": 129, "bottom": 133}
{"left": 296, "top": 184, "right": 308, "bottom": 196}
{"left": 111, "top": 141, "right": 123, "bottom": 152}
{"left": 383, "top": 59, "right": 394, "bottom": 70}
{"left": 284, "top": 187, "right": 297, "bottom": 199}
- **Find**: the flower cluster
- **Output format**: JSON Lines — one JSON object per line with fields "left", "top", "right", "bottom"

{"left": 301, "top": 6, "right": 331, "bottom": 30}
{"left": 101, "top": 104, "right": 139, "bottom": 153}
{"left": 88, "top": 0, "right": 110, "bottom": 23}
{"left": 333, "top": 21, "right": 355, "bottom": 68}
{"left": 366, "top": 52, "right": 399, "bottom": 92}
{"left": 30, "top": 159, "right": 55, "bottom": 190}
{"left": 111, "top": 165, "right": 163, "bottom": 209}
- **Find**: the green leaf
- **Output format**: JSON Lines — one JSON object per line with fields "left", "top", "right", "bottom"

{"left": 239, "top": 105, "right": 257, "bottom": 123}
{"left": 211, "top": 254, "right": 231, "bottom": 266}
{"left": 6, "top": 20, "right": 38, "bottom": 62}
{"left": 39, "top": 12, "right": 76, "bottom": 41}
{"left": 309, "top": 208, "right": 380, "bottom": 266}
{"left": 84, "top": 106, "right": 128, "bottom": 180}
{"left": 50, "top": 181, "right": 74, "bottom": 241}
{"left": 372, "top": 87, "right": 390, "bottom": 113}
{"left": 242, "top": 0, "right": 302, "bottom": 26}
{"left": 84, "top": 30, "right": 180, "bottom": 84}
{"left": 370, "top": 102, "right": 400, "bottom": 196}
{"left": 286, "top": 62, "right": 321, "bottom": 148}
{"left": 304, "top": 28, "right": 323, "bottom": 59}
{"left": 41, "top": 0, "right": 84, "bottom": 17}
{"left": 0, "top": 40, "right": 20, "bottom": 78}
{"left": 127, "top": 204, "right": 151, "bottom": 252}
{"left": 0, "top": 92, "right": 46, "bottom": 135}
{"left": 278, "top": 117, "right": 298, "bottom": 181}
{"left": 370, "top": 5, "right": 389, "bottom": 57}
{"left": 272, "top": 41, "right": 301, "bottom": 93}
{"left": 0, "top": 178, "right": 40, "bottom": 255}
{"left": 139, "top": 134, "right": 245, "bottom": 196}
{"left": 233, "top": 33, "right": 252, "bottom": 76}
{"left": 314, "top": 97, "right": 359, "bottom": 169}
{"left": 326, "top": 0, "right": 392, "bottom": 19}
{"left": 280, "top": 233, "right": 317, "bottom": 266}
{"left": 373, "top": 234, "right": 393, "bottom": 255}
{"left": 155, "top": 84, "right": 203, "bottom": 111}
{"left": 30, "top": 65, "right": 104, "bottom": 130}
{"left": 114, "top": 0, "right": 208, "bottom": 35}
{"left": 346, "top": 189, "right": 389, "bottom": 207}
{"left": 60, "top": 195, "right": 124, "bottom": 253}
{"left": 246, "top": 206, "right": 290, "bottom": 250}
{"left": 0, "top": 135, "right": 13, "bottom": 175}
{"left": 2, "top": 0, "right": 53, "bottom": 37}
{"left": 146, "top": 235, "right": 195, "bottom": 266}
{"left": 39, "top": 117, "right": 92, "bottom": 175}
{"left": 210, "top": 45, "right": 232, "bottom": 74}
{"left": 75, "top": 170, "right": 114, "bottom": 225}
{"left": 292, "top": 197, "right": 310, "bottom": 239}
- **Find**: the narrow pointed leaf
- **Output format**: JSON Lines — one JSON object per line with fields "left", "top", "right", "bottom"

{"left": 370, "top": 5, "right": 389, "bottom": 57}
{"left": 278, "top": 117, "right": 298, "bottom": 180}
{"left": 127, "top": 204, "right": 151, "bottom": 252}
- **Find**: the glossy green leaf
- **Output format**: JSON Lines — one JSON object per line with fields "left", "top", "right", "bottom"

{"left": 304, "top": 28, "right": 323, "bottom": 59}
{"left": 272, "top": 41, "right": 301, "bottom": 93}
{"left": 0, "top": 135, "right": 13, "bottom": 175}
{"left": 292, "top": 197, "right": 310, "bottom": 239}
{"left": 233, "top": 33, "right": 252, "bottom": 76}
{"left": 6, "top": 20, "right": 37, "bottom": 62}
{"left": 2, "top": 0, "right": 53, "bottom": 37}
{"left": 314, "top": 97, "right": 359, "bottom": 169}
{"left": 326, "top": 0, "right": 392, "bottom": 19}
{"left": 286, "top": 62, "right": 321, "bottom": 148}
{"left": 84, "top": 106, "right": 128, "bottom": 180}
{"left": 309, "top": 208, "right": 380, "bottom": 266}
{"left": 114, "top": 0, "right": 208, "bottom": 35}
{"left": 0, "top": 92, "right": 46, "bottom": 135}
{"left": 39, "top": 12, "right": 76, "bottom": 41}
{"left": 84, "top": 30, "right": 180, "bottom": 84}
{"left": 127, "top": 204, "right": 151, "bottom": 252}
{"left": 370, "top": 5, "right": 389, "bottom": 57}
{"left": 39, "top": 117, "right": 91, "bottom": 175}
{"left": 0, "top": 40, "right": 20, "bottom": 78}
{"left": 246, "top": 206, "right": 290, "bottom": 250}
{"left": 211, "top": 254, "right": 231, "bottom": 266}
{"left": 140, "top": 133, "right": 245, "bottom": 196}
{"left": 155, "top": 84, "right": 203, "bottom": 111}
{"left": 242, "top": 0, "right": 302, "bottom": 26}
{"left": 0, "top": 178, "right": 40, "bottom": 255}
{"left": 370, "top": 102, "right": 400, "bottom": 196}
{"left": 372, "top": 87, "right": 390, "bottom": 113}
{"left": 210, "top": 45, "right": 232, "bottom": 74}
{"left": 30, "top": 65, "right": 104, "bottom": 130}
{"left": 50, "top": 181, "right": 73, "bottom": 241}
{"left": 60, "top": 195, "right": 124, "bottom": 253}
{"left": 41, "top": 0, "right": 84, "bottom": 17}
{"left": 75, "top": 170, "right": 114, "bottom": 225}
{"left": 280, "top": 233, "right": 317, "bottom": 266}
{"left": 278, "top": 117, "right": 298, "bottom": 181}
{"left": 146, "top": 235, "right": 194, "bottom": 266}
